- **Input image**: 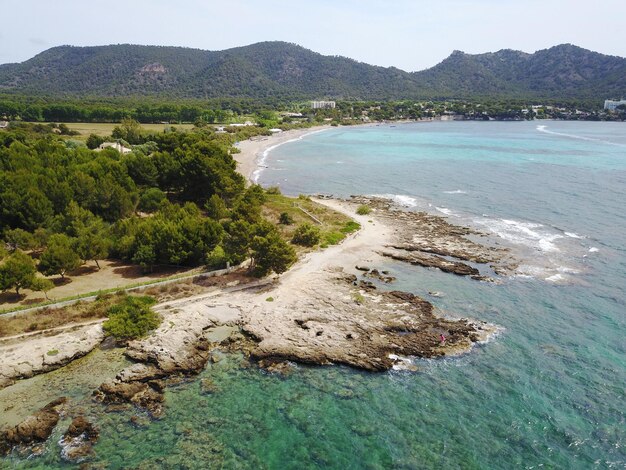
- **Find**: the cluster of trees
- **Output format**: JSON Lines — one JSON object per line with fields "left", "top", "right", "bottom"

{"left": 0, "top": 121, "right": 299, "bottom": 300}
{"left": 0, "top": 96, "right": 297, "bottom": 124}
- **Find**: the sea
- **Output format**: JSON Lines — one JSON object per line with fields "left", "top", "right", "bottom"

{"left": 2, "top": 121, "right": 624, "bottom": 469}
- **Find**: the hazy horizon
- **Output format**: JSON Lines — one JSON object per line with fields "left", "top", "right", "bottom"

{"left": 3, "top": 0, "right": 626, "bottom": 72}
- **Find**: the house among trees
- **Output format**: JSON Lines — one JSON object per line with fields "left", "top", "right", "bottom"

{"left": 0, "top": 121, "right": 8, "bottom": 129}
{"left": 97, "top": 141, "right": 132, "bottom": 154}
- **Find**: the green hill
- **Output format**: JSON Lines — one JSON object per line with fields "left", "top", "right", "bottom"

{"left": 1, "top": 42, "right": 624, "bottom": 101}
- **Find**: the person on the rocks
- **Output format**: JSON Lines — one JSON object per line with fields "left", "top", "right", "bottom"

{"left": 440, "top": 333, "right": 446, "bottom": 344}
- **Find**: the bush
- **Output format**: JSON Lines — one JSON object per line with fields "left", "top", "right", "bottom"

{"left": 205, "top": 245, "right": 227, "bottom": 269}
{"left": 356, "top": 205, "right": 371, "bottom": 215}
{"left": 102, "top": 295, "right": 160, "bottom": 340}
{"left": 291, "top": 223, "right": 321, "bottom": 247}
{"left": 278, "top": 212, "right": 294, "bottom": 225}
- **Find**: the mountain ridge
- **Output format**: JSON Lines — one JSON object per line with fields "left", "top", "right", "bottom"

{"left": 1, "top": 41, "right": 624, "bottom": 101}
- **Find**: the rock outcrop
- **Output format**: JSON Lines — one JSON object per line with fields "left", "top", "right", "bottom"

{"left": 349, "top": 196, "right": 517, "bottom": 280}
{"left": 0, "top": 323, "right": 105, "bottom": 390}
{"left": 0, "top": 397, "right": 67, "bottom": 455}
{"left": 95, "top": 304, "right": 242, "bottom": 417}
{"left": 243, "top": 270, "right": 494, "bottom": 371}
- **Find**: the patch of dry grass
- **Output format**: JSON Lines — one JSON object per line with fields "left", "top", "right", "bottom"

{"left": 0, "top": 292, "right": 128, "bottom": 338}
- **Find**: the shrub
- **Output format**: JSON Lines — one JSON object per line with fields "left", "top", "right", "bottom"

{"left": 278, "top": 212, "right": 294, "bottom": 225}
{"left": 356, "top": 205, "right": 371, "bottom": 215}
{"left": 102, "top": 295, "right": 160, "bottom": 340}
{"left": 205, "top": 245, "right": 227, "bottom": 270}
{"left": 265, "top": 186, "right": 281, "bottom": 195}
{"left": 341, "top": 221, "right": 361, "bottom": 233}
{"left": 291, "top": 223, "right": 321, "bottom": 247}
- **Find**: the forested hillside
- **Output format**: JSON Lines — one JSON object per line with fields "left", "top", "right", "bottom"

{"left": 1, "top": 42, "right": 624, "bottom": 101}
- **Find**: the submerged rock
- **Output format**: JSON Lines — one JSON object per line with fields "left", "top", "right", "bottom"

{"left": 0, "top": 397, "right": 67, "bottom": 455}
{"left": 59, "top": 416, "right": 99, "bottom": 463}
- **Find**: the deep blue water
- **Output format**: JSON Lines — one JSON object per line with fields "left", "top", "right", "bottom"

{"left": 3, "top": 121, "right": 625, "bottom": 469}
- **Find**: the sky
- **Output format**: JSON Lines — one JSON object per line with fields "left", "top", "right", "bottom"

{"left": 2, "top": 0, "right": 626, "bottom": 72}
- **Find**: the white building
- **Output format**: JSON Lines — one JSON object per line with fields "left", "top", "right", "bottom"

{"left": 97, "top": 142, "right": 132, "bottom": 154}
{"left": 604, "top": 99, "right": 626, "bottom": 111}
{"left": 311, "top": 101, "right": 336, "bottom": 109}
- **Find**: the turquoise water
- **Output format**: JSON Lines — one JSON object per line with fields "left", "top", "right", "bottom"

{"left": 3, "top": 121, "right": 625, "bottom": 468}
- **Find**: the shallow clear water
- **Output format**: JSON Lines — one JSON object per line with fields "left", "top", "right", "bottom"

{"left": 3, "top": 121, "right": 625, "bottom": 469}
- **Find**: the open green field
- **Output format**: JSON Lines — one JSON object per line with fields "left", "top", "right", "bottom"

{"left": 63, "top": 122, "right": 197, "bottom": 138}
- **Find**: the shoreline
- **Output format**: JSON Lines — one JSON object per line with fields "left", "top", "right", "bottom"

{"left": 233, "top": 125, "right": 331, "bottom": 184}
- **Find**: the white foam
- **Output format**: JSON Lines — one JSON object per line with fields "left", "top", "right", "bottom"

{"left": 564, "top": 232, "right": 583, "bottom": 239}
{"left": 435, "top": 206, "right": 454, "bottom": 216}
{"left": 443, "top": 189, "right": 467, "bottom": 194}
{"left": 252, "top": 128, "right": 330, "bottom": 183}
{"left": 546, "top": 274, "right": 566, "bottom": 282}
{"left": 371, "top": 194, "right": 418, "bottom": 207}
{"left": 476, "top": 218, "right": 563, "bottom": 252}
{"left": 589, "top": 247, "right": 599, "bottom": 253}
{"left": 537, "top": 125, "right": 626, "bottom": 148}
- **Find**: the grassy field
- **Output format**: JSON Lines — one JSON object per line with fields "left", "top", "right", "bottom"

{"left": 62, "top": 122, "right": 196, "bottom": 138}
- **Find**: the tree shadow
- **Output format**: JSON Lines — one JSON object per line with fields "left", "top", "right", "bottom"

{"left": 52, "top": 277, "right": 72, "bottom": 287}
{"left": 110, "top": 260, "right": 185, "bottom": 280}
{"left": 23, "top": 297, "right": 46, "bottom": 306}
{"left": 68, "top": 265, "right": 99, "bottom": 277}
{"left": 0, "top": 292, "right": 25, "bottom": 304}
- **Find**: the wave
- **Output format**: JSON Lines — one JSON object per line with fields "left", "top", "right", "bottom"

{"left": 443, "top": 189, "right": 467, "bottom": 194}
{"left": 589, "top": 247, "right": 599, "bottom": 253}
{"left": 371, "top": 194, "right": 418, "bottom": 207}
{"left": 435, "top": 206, "right": 455, "bottom": 216}
{"left": 564, "top": 232, "right": 583, "bottom": 239}
{"left": 536, "top": 125, "right": 626, "bottom": 148}
{"left": 476, "top": 217, "right": 564, "bottom": 252}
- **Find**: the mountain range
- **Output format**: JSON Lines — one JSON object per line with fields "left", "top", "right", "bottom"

{"left": 0, "top": 41, "right": 624, "bottom": 102}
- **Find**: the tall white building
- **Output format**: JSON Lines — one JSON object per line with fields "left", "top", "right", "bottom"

{"left": 604, "top": 99, "right": 626, "bottom": 111}
{"left": 311, "top": 101, "right": 336, "bottom": 109}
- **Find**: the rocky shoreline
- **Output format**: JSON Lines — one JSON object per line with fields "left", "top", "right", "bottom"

{"left": 348, "top": 196, "right": 518, "bottom": 280}
{"left": 0, "top": 195, "right": 511, "bottom": 461}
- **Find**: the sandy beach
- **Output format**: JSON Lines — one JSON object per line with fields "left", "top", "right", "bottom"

{"left": 233, "top": 125, "right": 330, "bottom": 184}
